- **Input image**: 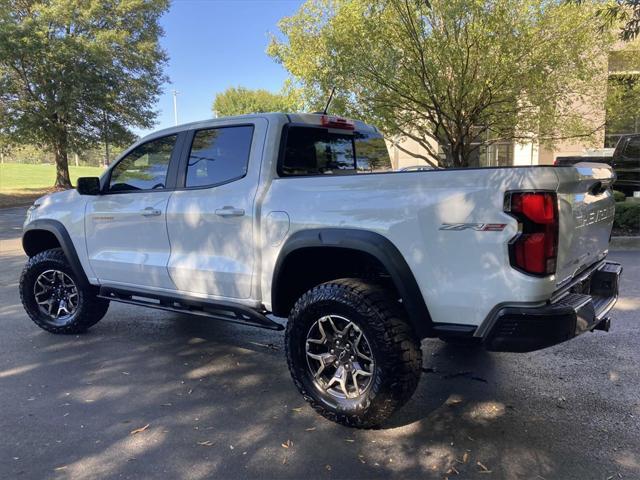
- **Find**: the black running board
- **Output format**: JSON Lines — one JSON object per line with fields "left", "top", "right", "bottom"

{"left": 98, "top": 287, "right": 284, "bottom": 331}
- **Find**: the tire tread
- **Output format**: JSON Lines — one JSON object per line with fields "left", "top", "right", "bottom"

{"left": 285, "top": 278, "right": 422, "bottom": 428}
{"left": 19, "top": 248, "right": 109, "bottom": 334}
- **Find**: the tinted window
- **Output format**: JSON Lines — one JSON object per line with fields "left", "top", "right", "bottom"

{"left": 624, "top": 137, "right": 640, "bottom": 157}
{"left": 109, "top": 135, "right": 176, "bottom": 192}
{"left": 355, "top": 131, "right": 392, "bottom": 173}
{"left": 281, "top": 126, "right": 392, "bottom": 176}
{"left": 281, "top": 127, "right": 355, "bottom": 175}
{"left": 185, "top": 126, "right": 254, "bottom": 188}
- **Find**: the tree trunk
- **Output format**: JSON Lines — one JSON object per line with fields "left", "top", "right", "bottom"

{"left": 446, "top": 141, "right": 466, "bottom": 168}
{"left": 53, "top": 134, "right": 72, "bottom": 189}
{"left": 104, "top": 140, "right": 110, "bottom": 167}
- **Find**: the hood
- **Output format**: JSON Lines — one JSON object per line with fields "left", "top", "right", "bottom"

{"left": 35, "top": 188, "right": 80, "bottom": 207}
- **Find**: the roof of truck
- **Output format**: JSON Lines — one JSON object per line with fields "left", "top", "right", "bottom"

{"left": 137, "top": 112, "right": 377, "bottom": 145}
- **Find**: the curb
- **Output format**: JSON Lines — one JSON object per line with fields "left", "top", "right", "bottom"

{"left": 610, "top": 236, "right": 640, "bottom": 251}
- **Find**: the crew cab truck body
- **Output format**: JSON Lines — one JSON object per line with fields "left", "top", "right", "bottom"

{"left": 20, "top": 113, "right": 621, "bottom": 427}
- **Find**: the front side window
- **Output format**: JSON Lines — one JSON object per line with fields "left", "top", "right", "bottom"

{"left": 109, "top": 135, "right": 177, "bottom": 192}
{"left": 185, "top": 125, "right": 254, "bottom": 188}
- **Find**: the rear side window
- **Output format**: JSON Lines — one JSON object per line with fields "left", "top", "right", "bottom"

{"left": 280, "top": 126, "right": 391, "bottom": 176}
{"left": 185, "top": 125, "right": 254, "bottom": 188}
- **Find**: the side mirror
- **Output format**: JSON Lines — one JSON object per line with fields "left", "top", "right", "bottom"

{"left": 76, "top": 177, "right": 101, "bottom": 195}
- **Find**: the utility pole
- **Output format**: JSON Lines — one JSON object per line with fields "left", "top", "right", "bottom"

{"left": 172, "top": 90, "right": 179, "bottom": 126}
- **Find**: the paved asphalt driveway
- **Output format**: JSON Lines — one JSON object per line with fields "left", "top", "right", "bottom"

{"left": 0, "top": 206, "right": 638, "bottom": 480}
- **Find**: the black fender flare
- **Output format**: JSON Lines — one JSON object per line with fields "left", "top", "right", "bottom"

{"left": 22, "top": 219, "right": 90, "bottom": 288}
{"left": 271, "top": 228, "right": 434, "bottom": 338}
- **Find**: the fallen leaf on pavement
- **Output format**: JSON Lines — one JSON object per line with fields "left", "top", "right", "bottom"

{"left": 197, "top": 441, "right": 214, "bottom": 447}
{"left": 291, "top": 407, "right": 303, "bottom": 413}
{"left": 325, "top": 464, "right": 332, "bottom": 471}
{"left": 477, "top": 461, "right": 492, "bottom": 473}
{"left": 305, "top": 427, "right": 316, "bottom": 432}
{"left": 130, "top": 424, "right": 149, "bottom": 435}
{"left": 282, "top": 440, "right": 293, "bottom": 449}
{"left": 463, "top": 452, "right": 470, "bottom": 463}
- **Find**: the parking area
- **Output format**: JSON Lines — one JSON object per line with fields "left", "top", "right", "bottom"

{"left": 0, "top": 206, "right": 638, "bottom": 480}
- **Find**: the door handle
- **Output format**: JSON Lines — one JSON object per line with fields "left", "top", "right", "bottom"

{"left": 141, "top": 207, "right": 162, "bottom": 217}
{"left": 215, "top": 206, "right": 245, "bottom": 217}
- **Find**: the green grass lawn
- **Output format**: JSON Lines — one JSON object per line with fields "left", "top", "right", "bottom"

{"left": 0, "top": 163, "right": 105, "bottom": 207}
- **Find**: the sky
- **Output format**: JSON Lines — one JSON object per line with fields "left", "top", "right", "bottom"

{"left": 139, "top": 0, "right": 305, "bottom": 137}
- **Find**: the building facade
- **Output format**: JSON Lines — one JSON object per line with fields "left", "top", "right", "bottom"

{"left": 388, "top": 46, "right": 638, "bottom": 169}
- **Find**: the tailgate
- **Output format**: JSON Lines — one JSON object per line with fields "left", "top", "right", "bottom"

{"left": 555, "top": 162, "right": 616, "bottom": 286}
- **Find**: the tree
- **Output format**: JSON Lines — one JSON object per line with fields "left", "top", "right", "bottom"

{"left": 572, "top": 0, "right": 640, "bottom": 41}
{"left": 605, "top": 42, "right": 640, "bottom": 143}
{"left": 606, "top": 74, "right": 640, "bottom": 135}
{"left": 213, "top": 83, "right": 303, "bottom": 117}
{"left": 0, "top": 0, "right": 169, "bottom": 188}
{"left": 269, "top": 0, "right": 616, "bottom": 167}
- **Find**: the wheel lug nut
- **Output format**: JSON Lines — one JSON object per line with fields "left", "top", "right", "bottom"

{"left": 330, "top": 349, "right": 335, "bottom": 354}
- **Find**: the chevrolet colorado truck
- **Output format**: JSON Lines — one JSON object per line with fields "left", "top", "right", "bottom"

{"left": 19, "top": 113, "right": 622, "bottom": 428}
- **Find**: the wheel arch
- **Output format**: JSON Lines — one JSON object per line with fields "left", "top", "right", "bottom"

{"left": 271, "top": 228, "right": 434, "bottom": 338}
{"left": 22, "top": 220, "right": 90, "bottom": 288}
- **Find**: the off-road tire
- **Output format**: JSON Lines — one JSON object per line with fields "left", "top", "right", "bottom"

{"left": 19, "top": 248, "right": 109, "bottom": 334}
{"left": 285, "top": 278, "right": 422, "bottom": 428}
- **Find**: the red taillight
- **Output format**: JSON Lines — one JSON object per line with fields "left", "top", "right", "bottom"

{"left": 321, "top": 114, "right": 355, "bottom": 130}
{"left": 506, "top": 192, "right": 558, "bottom": 276}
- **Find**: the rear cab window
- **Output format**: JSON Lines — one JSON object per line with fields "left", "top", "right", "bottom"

{"left": 280, "top": 125, "right": 392, "bottom": 176}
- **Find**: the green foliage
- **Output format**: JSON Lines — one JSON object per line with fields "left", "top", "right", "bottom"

{"left": 596, "top": 0, "right": 640, "bottom": 41}
{"left": 213, "top": 84, "right": 303, "bottom": 117}
{"left": 614, "top": 200, "right": 640, "bottom": 234}
{"left": 606, "top": 41, "right": 640, "bottom": 138}
{"left": 0, "top": 0, "right": 169, "bottom": 187}
{"left": 0, "top": 162, "right": 103, "bottom": 192}
{"left": 569, "top": 1, "right": 640, "bottom": 41}
{"left": 613, "top": 189, "right": 627, "bottom": 202}
{"left": 269, "top": 0, "right": 616, "bottom": 167}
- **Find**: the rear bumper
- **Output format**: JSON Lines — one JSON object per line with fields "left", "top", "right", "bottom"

{"left": 482, "top": 261, "right": 622, "bottom": 352}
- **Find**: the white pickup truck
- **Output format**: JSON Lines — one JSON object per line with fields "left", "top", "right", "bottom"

{"left": 20, "top": 113, "right": 621, "bottom": 427}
